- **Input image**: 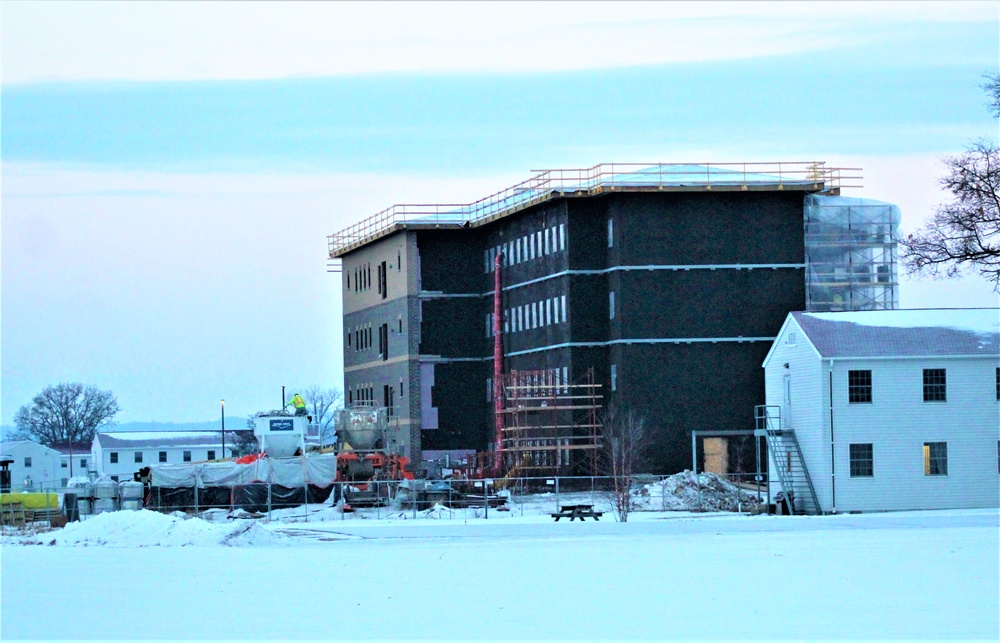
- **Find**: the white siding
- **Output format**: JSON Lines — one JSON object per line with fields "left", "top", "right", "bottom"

{"left": 0, "top": 441, "right": 62, "bottom": 490}
{"left": 830, "top": 357, "right": 999, "bottom": 512}
{"left": 765, "top": 316, "right": 1000, "bottom": 513}
{"left": 764, "top": 319, "right": 830, "bottom": 509}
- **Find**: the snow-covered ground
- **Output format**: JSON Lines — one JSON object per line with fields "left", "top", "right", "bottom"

{"left": 2, "top": 505, "right": 997, "bottom": 640}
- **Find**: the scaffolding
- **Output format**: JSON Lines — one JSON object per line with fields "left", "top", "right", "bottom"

{"left": 497, "top": 367, "right": 603, "bottom": 477}
{"left": 804, "top": 194, "right": 901, "bottom": 312}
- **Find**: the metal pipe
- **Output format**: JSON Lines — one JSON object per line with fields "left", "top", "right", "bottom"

{"left": 492, "top": 250, "right": 506, "bottom": 475}
{"left": 828, "top": 358, "right": 836, "bottom": 514}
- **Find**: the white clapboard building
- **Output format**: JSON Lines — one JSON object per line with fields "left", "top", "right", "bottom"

{"left": 762, "top": 308, "right": 1000, "bottom": 514}
{"left": 0, "top": 440, "right": 63, "bottom": 490}
{"left": 92, "top": 432, "right": 237, "bottom": 481}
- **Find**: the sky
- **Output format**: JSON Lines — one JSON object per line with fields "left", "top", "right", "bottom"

{"left": 2, "top": 1, "right": 999, "bottom": 425}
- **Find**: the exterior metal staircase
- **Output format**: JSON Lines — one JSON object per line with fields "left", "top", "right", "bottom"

{"left": 754, "top": 405, "right": 822, "bottom": 515}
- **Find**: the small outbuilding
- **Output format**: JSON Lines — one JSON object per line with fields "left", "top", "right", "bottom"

{"left": 762, "top": 308, "right": 999, "bottom": 514}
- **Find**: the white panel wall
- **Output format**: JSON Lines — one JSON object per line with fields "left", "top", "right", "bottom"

{"left": 93, "top": 443, "right": 230, "bottom": 481}
{"left": 764, "top": 319, "right": 830, "bottom": 509}
{"left": 0, "top": 441, "right": 61, "bottom": 490}
{"left": 831, "top": 356, "right": 999, "bottom": 512}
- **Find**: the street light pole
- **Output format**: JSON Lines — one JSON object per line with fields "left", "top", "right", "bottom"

{"left": 221, "top": 399, "right": 226, "bottom": 458}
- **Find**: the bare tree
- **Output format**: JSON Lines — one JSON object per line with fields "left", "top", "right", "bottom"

{"left": 598, "top": 400, "right": 651, "bottom": 522}
{"left": 983, "top": 69, "right": 999, "bottom": 118}
{"left": 901, "top": 140, "right": 1000, "bottom": 288}
{"left": 13, "top": 383, "right": 119, "bottom": 448}
{"left": 302, "top": 385, "right": 343, "bottom": 445}
{"left": 901, "top": 71, "right": 1000, "bottom": 289}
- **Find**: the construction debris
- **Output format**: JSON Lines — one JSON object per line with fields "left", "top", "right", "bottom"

{"left": 635, "top": 470, "right": 761, "bottom": 512}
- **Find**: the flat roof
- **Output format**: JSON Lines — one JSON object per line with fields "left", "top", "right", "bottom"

{"left": 328, "top": 161, "right": 861, "bottom": 257}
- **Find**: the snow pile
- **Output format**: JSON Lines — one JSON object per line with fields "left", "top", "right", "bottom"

{"left": 39, "top": 510, "right": 291, "bottom": 547}
{"left": 636, "top": 471, "right": 760, "bottom": 512}
{"left": 419, "top": 503, "right": 456, "bottom": 519}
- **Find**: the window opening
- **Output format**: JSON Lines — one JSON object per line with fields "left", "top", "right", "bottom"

{"left": 923, "top": 369, "right": 946, "bottom": 402}
{"left": 849, "top": 443, "right": 873, "bottom": 477}
{"left": 848, "top": 370, "right": 872, "bottom": 403}
{"left": 923, "top": 442, "right": 947, "bottom": 475}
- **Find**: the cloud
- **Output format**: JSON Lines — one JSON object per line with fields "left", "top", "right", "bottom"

{"left": 3, "top": 1, "right": 996, "bottom": 84}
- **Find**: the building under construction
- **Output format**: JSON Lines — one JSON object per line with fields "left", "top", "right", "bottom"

{"left": 329, "top": 163, "right": 901, "bottom": 475}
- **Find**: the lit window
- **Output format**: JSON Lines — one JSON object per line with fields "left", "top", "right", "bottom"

{"left": 923, "top": 369, "right": 946, "bottom": 402}
{"left": 611, "top": 364, "right": 617, "bottom": 392}
{"left": 849, "top": 443, "right": 873, "bottom": 477}
{"left": 609, "top": 291, "right": 615, "bottom": 320}
{"left": 607, "top": 219, "right": 613, "bottom": 248}
{"left": 848, "top": 370, "right": 872, "bottom": 404}
{"left": 544, "top": 228, "right": 550, "bottom": 254}
{"left": 923, "top": 442, "right": 947, "bottom": 476}
{"left": 559, "top": 224, "right": 566, "bottom": 251}
{"left": 561, "top": 295, "right": 567, "bottom": 323}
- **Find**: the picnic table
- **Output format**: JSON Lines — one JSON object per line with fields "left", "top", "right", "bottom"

{"left": 551, "top": 504, "right": 603, "bottom": 521}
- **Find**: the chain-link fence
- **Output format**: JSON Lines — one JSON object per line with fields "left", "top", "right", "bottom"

{"left": 1, "top": 473, "right": 770, "bottom": 528}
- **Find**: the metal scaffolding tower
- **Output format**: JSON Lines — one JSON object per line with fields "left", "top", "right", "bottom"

{"left": 497, "top": 367, "right": 603, "bottom": 477}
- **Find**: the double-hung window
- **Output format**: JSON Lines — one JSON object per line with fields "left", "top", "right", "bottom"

{"left": 923, "top": 369, "right": 946, "bottom": 402}
{"left": 849, "top": 443, "right": 873, "bottom": 477}
{"left": 848, "top": 370, "right": 872, "bottom": 404}
{"left": 923, "top": 442, "right": 947, "bottom": 475}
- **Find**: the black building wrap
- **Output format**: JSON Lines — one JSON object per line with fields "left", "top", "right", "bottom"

{"left": 348, "top": 188, "right": 808, "bottom": 473}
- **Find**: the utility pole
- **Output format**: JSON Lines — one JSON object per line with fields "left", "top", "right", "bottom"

{"left": 221, "top": 399, "right": 226, "bottom": 457}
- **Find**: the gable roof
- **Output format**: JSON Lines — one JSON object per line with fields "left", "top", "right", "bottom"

{"left": 0, "top": 440, "right": 62, "bottom": 456}
{"left": 791, "top": 309, "right": 1000, "bottom": 358}
{"left": 96, "top": 432, "right": 237, "bottom": 449}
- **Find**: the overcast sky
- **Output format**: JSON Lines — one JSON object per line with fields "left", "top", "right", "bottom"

{"left": 2, "top": 1, "right": 998, "bottom": 424}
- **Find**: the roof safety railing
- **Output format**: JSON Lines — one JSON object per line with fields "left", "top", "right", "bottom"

{"left": 329, "top": 161, "right": 862, "bottom": 256}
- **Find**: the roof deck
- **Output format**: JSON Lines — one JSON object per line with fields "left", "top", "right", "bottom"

{"left": 328, "top": 161, "right": 862, "bottom": 257}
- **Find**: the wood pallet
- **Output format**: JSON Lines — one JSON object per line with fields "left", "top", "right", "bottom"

{"left": 0, "top": 501, "right": 26, "bottom": 527}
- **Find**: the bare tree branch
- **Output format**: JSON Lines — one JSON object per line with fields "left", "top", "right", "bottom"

{"left": 597, "top": 399, "right": 651, "bottom": 522}
{"left": 900, "top": 139, "right": 1000, "bottom": 289}
{"left": 13, "top": 383, "right": 119, "bottom": 448}
{"left": 982, "top": 69, "right": 1000, "bottom": 119}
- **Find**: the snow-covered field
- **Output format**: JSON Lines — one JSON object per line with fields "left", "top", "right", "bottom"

{"left": 2, "top": 504, "right": 997, "bottom": 640}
